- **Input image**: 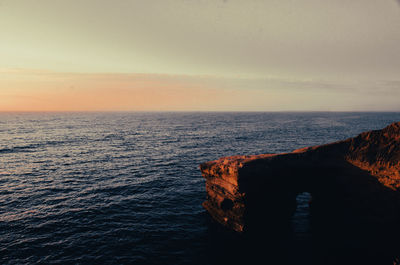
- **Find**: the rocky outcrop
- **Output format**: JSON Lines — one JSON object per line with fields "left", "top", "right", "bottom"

{"left": 200, "top": 122, "right": 400, "bottom": 234}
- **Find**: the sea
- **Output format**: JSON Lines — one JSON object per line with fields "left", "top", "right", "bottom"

{"left": 1, "top": 112, "right": 400, "bottom": 265}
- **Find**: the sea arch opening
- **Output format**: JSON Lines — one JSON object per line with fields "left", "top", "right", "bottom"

{"left": 291, "top": 192, "right": 312, "bottom": 240}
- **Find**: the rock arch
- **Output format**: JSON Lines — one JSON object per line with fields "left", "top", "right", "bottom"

{"left": 200, "top": 122, "right": 400, "bottom": 237}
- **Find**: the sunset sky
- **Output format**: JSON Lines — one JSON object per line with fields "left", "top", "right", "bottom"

{"left": 1, "top": 0, "right": 400, "bottom": 111}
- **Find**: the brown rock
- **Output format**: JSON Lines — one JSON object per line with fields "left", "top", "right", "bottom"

{"left": 200, "top": 122, "right": 400, "bottom": 234}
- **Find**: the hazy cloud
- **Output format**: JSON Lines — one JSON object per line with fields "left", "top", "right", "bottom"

{"left": 1, "top": 69, "right": 399, "bottom": 111}
{"left": 0, "top": 1, "right": 399, "bottom": 111}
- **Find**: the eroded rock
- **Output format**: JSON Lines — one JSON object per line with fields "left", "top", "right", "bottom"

{"left": 200, "top": 122, "right": 400, "bottom": 234}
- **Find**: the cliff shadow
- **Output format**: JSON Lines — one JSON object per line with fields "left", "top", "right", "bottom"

{"left": 232, "top": 156, "right": 400, "bottom": 264}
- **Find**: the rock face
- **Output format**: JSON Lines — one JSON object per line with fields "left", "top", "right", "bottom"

{"left": 200, "top": 122, "right": 400, "bottom": 234}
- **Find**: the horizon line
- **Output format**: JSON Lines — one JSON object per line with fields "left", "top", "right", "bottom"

{"left": 1, "top": 110, "right": 400, "bottom": 114}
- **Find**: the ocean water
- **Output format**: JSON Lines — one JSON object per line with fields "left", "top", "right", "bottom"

{"left": 1, "top": 112, "right": 400, "bottom": 265}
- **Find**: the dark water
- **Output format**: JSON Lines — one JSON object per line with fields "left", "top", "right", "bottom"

{"left": 1, "top": 112, "right": 400, "bottom": 265}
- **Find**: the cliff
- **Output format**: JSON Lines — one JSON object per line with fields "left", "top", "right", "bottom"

{"left": 200, "top": 122, "right": 400, "bottom": 234}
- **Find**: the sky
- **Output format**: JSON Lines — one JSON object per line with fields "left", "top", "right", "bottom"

{"left": 0, "top": 0, "right": 399, "bottom": 111}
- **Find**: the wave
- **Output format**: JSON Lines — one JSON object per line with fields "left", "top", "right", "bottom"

{"left": 0, "top": 140, "right": 75, "bottom": 154}
{"left": 0, "top": 144, "right": 38, "bottom": 154}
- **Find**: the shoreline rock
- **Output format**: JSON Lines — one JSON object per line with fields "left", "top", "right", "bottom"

{"left": 200, "top": 122, "right": 400, "bottom": 234}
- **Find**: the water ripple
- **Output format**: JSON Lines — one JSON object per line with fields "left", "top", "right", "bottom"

{"left": 1, "top": 112, "right": 400, "bottom": 264}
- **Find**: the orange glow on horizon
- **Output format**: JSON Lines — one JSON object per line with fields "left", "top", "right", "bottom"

{"left": 1, "top": 69, "right": 400, "bottom": 112}
{"left": 0, "top": 69, "right": 241, "bottom": 112}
